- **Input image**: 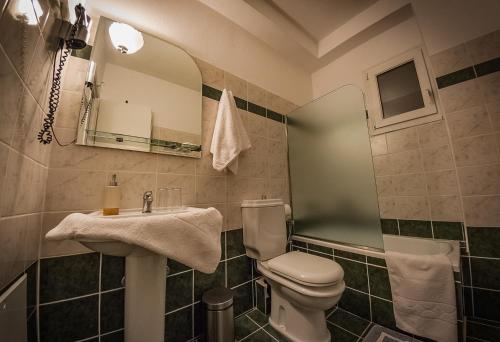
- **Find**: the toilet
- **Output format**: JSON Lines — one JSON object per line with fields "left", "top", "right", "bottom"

{"left": 241, "top": 199, "right": 345, "bottom": 342}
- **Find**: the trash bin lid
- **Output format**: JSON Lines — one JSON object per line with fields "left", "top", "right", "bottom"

{"left": 202, "top": 287, "right": 233, "bottom": 310}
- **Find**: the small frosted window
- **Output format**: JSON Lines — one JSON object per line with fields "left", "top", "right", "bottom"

{"left": 376, "top": 61, "right": 424, "bottom": 118}
{"left": 365, "top": 47, "right": 439, "bottom": 133}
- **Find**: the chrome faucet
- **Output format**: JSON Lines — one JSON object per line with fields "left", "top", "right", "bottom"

{"left": 142, "top": 191, "right": 153, "bottom": 213}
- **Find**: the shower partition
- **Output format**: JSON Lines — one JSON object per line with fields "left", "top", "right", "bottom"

{"left": 287, "top": 85, "right": 384, "bottom": 250}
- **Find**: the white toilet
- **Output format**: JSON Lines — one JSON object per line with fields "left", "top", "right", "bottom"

{"left": 241, "top": 199, "right": 345, "bottom": 342}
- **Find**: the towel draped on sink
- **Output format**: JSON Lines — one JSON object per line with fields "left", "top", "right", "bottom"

{"left": 45, "top": 207, "right": 223, "bottom": 274}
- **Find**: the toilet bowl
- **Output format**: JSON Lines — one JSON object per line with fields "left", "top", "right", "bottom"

{"left": 257, "top": 251, "right": 345, "bottom": 342}
{"left": 241, "top": 199, "right": 345, "bottom": 342}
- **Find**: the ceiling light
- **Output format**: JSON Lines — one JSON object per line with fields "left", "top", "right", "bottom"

{"left": 108, "top": 22, "right": 144, "bottom": 54}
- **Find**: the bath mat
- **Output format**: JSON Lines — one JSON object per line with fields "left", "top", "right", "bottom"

{"left": 362, "top": 324, "right": 422, "bottom": 342}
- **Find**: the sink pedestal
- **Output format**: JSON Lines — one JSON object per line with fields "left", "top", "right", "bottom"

{"left": 125, "top": 254, "right": 167, "bottom": 342}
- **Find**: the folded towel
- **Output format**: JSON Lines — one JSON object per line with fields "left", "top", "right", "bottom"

{"left": 386, "top": 250, "right": 457, "bottom": 342}
{"left": 45, "top": 207, "right": 223, "bottom": 274}
{"left": 210, "top": 89, "right": 251, "bottom": 174}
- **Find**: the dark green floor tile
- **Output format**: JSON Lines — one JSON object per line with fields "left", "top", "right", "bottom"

{"left": 467, "top": 227, "right": 500, "bottom": 258}
{"left": 263, "top": 325, "right": 291, "bottom": 342}
{"left": 327, "top": 322, "right": 358, "bottom": 342}
{"left": 398, "top": 220, "right": 432, "bottom": 238}
{"left": 368, "top": 265, "right": 392, "bottom": 300}
{"left": 467, "top": 319, "right": 500, "bottom": 341}
{"left": 335, "top": 250, "right": 366, "bottom": 262}
{"left": 39, "top": 294, "right": 98, "bottom": 342}
{"left": 367, "top": 256, "right": 386, "bottom": 267}
{"left": 227, "top": 229, "right": 246, "bottom": 258}
{"left": 232, "top": 282, "right": 254, "bottom": 316}
{"left": 327, "top": 308, "right": 370, "bottom": 336}
{"left": 338, "top": 288, "right": 371, "bottom": 320}
{"left": 228, "top": 256, "right": 252, "bottom": 288}
{"left": 335, "top": 258, "right": 368, "bottom": 292}
{"left": 309, "top": 250, "right": 332, "bottom": 259}
{"left": 461, "top": 257, "right": 471, "bottom": 286}
{"left": 168, "top": 258, "right": 191, "bottom": 275}
{"left": 166, "top": 270, "right": 193, "bottom": 312}
{"left": 242, "top": 329, "right": 275, "bottom": 342}
{"left": 165, "top": 305, "right": 192, "bottom": 341}
{"left": 101, "top": 289, "right": 124, "bottom": 333}
{"left": 246, "top": 308, "right": 268, "bottom": 326}
{"left": 381, "top": 219, "right": 398, "bottom": 235}
{"left": 473, "top": 287, "right": 500, "bottom": 321}
{"left": 292, "top": 240, "right": 307, "bottom": 249}
{"left": 193, "top": 302, "right": 203, "bottom": 338}
{"left": 194, "top": 262, "right": 225, "bottom": 301}
{"left": 371, "top": 297, "right": 396, "bottom": 329}
{"left": 101, "top": 255, "right": 125, "bottom": 291}
{"left": 39, "top": 253, "right": 99, "bottom": 303}
{"left": 470, "top": 257, "right": 500, "bottom": 290}
{"left": 235, "top": 315, "right": 260, "bottom": 341}
{"left": 432, "top": 221, "right": 463, "bottom": 240}
{"left": 308, "top": 243, "right": 333, "bottom": 255}
{"left": 100, "top": 330, "right": 124, "bottom": 342}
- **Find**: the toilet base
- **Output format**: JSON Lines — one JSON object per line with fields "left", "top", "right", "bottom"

{"left": 268, "top": 282, "right": 331, "bottom": 342}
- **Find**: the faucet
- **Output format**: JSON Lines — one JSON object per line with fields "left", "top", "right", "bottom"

{"left": 142, "top": 191, "right": 153, "bottom": 213}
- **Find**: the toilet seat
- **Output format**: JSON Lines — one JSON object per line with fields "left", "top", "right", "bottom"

{"left": 267, "top": 251, "right": 344, "bottom": 287}
{"left": 257, "top": 260, "right": 345, "bottom": 298}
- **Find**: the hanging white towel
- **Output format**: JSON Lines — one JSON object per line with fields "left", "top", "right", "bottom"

{"left": 210, "top": 89, "right": 251, "bottom": 174}
{"left": 385, "top": 250, "right": 457, "bottom": 342}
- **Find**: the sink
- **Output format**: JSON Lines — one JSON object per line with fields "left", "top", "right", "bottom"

{"left": 76, "top": 208, "right": 194, "bottom": 342}
{"left": 80, "top": 208, "right": 188, "bottom": 257}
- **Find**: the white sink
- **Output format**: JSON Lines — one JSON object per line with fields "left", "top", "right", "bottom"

{"left": 75, "top": 208, "right": 193, "bottom": 342}
{"left": 78, "top": 208, "right": 190, "bottom": 256}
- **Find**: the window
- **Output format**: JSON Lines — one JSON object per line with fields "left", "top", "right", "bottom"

{"left": 365, "top": 47, "right": 439, "bottom": 134}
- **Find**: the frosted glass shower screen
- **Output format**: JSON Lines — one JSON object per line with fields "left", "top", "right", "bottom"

{"left": 287, "top": 86, "right": 383, "bottom": 250}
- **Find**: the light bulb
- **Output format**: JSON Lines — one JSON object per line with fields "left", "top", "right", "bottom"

{"left": 108, "top": 22, "right": 144, "bottom": 54}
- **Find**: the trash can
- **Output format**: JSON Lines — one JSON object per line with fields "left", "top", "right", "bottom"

{"left": 202, "top": 287, "right": 234, "bottom": 342}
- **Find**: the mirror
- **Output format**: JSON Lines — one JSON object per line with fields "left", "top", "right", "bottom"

{"left": 76, "top": 17, "right": 202, "bottom": 158}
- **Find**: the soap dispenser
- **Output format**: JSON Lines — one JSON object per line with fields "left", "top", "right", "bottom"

{"left": 103, "top": 174, "right": 121, "bottom": 216}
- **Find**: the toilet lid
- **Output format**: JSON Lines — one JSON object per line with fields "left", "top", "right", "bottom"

{"left": 267, "top": 251, "right": 344, "bottom": 286}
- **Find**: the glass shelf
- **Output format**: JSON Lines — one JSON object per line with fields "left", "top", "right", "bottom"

{"left": 86, "top": 130, "right": 202, "bottom": 152}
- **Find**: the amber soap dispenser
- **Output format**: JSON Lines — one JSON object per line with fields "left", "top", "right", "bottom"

{"left": 103, "top": 174, "right": 121, "bottom": 216}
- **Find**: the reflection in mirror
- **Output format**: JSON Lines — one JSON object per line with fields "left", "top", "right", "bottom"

{"left": 76, "top": 17, "right": 202, "bottom": 157}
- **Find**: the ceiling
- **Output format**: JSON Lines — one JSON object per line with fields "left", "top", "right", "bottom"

{"left": 86, "top": 0, "right": 413, "bottom": 72}
{"left": 246, "top": 0, "right": 378, "bottom": 42}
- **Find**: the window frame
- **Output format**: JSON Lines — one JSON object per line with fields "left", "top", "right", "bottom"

{"left": 365, "top": 47, "right": 440, "bottom": 134}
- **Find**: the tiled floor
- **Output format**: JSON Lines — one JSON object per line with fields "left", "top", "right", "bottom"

{"left": 235, "top": 307, "right": 382, "bottom": 342}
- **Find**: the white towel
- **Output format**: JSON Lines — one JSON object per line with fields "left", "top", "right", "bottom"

{"left": 210, "top": 89, "right": 251, "bottom": 174}
{"left": 386, "top": 251, "right": 457, "bottom": 342}
{"left": 45, "top": 207, "right": 223, "bottom": 274}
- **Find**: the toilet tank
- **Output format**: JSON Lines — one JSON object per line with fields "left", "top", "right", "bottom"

{"left": 241, "top": 199, "right": 287, "bottom": 261}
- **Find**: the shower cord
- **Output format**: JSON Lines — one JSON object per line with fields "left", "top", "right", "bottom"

{"left": 37, "top": 22, "right": 79, "bottom": 146}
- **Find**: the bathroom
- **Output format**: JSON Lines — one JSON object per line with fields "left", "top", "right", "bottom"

{"left": 0, "top": 0, "right": 499, "bottom": 341}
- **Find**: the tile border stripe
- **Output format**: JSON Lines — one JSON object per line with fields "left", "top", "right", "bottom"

{"left": 436, "top": 56, "right": 500, "bottom": 89}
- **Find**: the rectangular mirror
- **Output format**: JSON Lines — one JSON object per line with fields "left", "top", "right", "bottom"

{"left": 76, "top": 17, "right": 202, "bottom": 158}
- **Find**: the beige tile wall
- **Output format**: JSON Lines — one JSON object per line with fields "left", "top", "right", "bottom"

{"left": 41, "top": 56, "right": 297, "bottom": 258}
{"left": 372, "top": 29, "right": 500, "bottom": 227}
{"left": 0, "top": 0, "right": 60, "bottom": 290}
